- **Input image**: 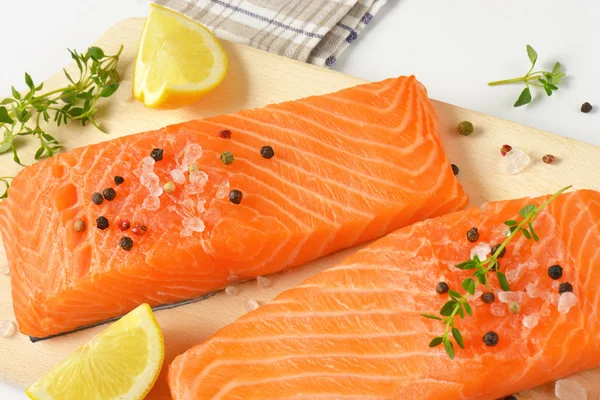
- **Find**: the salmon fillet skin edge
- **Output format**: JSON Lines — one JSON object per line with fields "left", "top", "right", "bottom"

{"left": 169, "top": 190, "right": 599, "bottom": 400}
{"left": 0, "top": 76, "right": 468, "bottom": 338}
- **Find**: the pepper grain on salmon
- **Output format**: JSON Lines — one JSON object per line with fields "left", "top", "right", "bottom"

{"left": 169, "top": 190, "right": 599, "bottom": 400}
{"left": 0, "top": 76, "right": 469, "bottom": 338}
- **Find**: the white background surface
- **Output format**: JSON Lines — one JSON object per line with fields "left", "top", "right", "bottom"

{"left": 0, "top": 0, "right": 598, "bottom": 398}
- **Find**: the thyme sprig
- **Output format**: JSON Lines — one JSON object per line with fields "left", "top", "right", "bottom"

{"left": 488, "top": 45, "right": 566, "bottom": 107}
{"left": 422, "top": 185, "right": 572, "bottom": 359}
{"left": 0, "top": 45, "right": 123, "bottom": 168}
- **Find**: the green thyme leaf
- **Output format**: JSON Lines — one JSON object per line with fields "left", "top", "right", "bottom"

{"left": 462, "top": 278, "right": 476, "bottom": 295}
{"left": 0, "top": 107, "right": 14, "bottom": 124}
{"left": 529, "top": 222, "right": 539, "bottom": 241}
{"left": 25, "top": 73, "right": 34, "bottom": 90}
{"left": 11, "top": 87, "right": 20, "bottom": 100}
{"left": 504, "top": 220, "right": 518, "bottom": 227}
{"left": 449, "top": 290, "right": 462, "bottom": 300}
{"left": 455, "top": 259, "right": 479, "bottom": 270}
{"left": 464, "top": 302, "right": 473, "bottom": 316}
{"left": 457, "top": 306, "right": 465, "bottom": 319}
{"left": 421, "top": 313, "right": 442, "bottom": 321}
{"left": 552, "top": 62, "right": 562, "bottom": 74}
{"left": 444, "top": 339, "right": 455, "bottom": 360}
{"left": 514, "top": 87, "right": 532, "bottom": 107}
{"left": 521, "top": 228, "right": 532, "bottom": 239}
{"left": 429, "top": 337, "right": 444, "bottom": 347}
{"left": 497, "top": 271, "right": 510, "bottom": 291}
{"left": 526, "top": 45, "right": 538, "bottom": 65}
{"left": 452, "top": 328, "right": 465, "bottom": 349}
{"left": 519, "top": 204, "right": 536, "bottom": 218}
{"left": 440, "top": 300, "right": 457, "bottom": 316}
{"left": 100, "top": 83, "right": 119, "bottom": 98}
{"left": 86, "top": 46, "right": 105, "bottom": 61}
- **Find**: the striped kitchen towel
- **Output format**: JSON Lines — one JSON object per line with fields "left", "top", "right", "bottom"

{"left": 151, "top": 0, "right": 387, "bottom": 67}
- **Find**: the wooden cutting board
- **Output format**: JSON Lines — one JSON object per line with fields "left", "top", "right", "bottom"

{"left": 1, "top": 17, "right": 600, "bottom": 400}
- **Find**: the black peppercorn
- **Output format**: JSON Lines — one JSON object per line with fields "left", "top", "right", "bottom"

{"left": 548, "top": 264, "right": 563, "bottom": 280}
{"left": 559, "top": 282, "right": 573, "bottom": 294}
{"left": 490, "top": 244, "right": 506, "bottom": 258}
{"left": 103, "top": 188, "right": 116, "bottom": 201}
{"left": 451, "top": 164, "right": 459, "bottom": 176}
{"left": 466, "top": 227, "right": 479, "bottom": 242}
{"left": 150, "top": 148, "right": 164, "bottom": 161}
{"left": 229, "top": 189, "right": 243, "bottom": 204}
{"left": 91, "top": 192, "right": 104, "bottom": 205}
{"left": 260, "top": 145, "right": 275, "bottom": 159}
{"left": 96, "top": 216, "right": 109, "bottom": 230}
{"left": 482, "top": 331, "right": 499, "bottom": 346}
{"left": 481, "top": 292, "right": 495, "bottom": 304}
{"left": 581, "top": 102, "right": 593, "bottom": 113}
{"left": 114, "top": 176, "right": 124, "bottom": 186}
{"left": 119, "top": 236, "right": 133, "bottom": 251}
{"left": 435, "top": 282, "right": 449, "bottom": 295}
{"left": 219, "top": 129, "right": 232, "bottom": 139}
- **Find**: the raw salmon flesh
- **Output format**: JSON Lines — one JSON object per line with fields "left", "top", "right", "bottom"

{"left": 0, "top": 76, "right": 468, "bottom": 338}
{"left": 169, "top": 190, "right": 596, "bottom": 400}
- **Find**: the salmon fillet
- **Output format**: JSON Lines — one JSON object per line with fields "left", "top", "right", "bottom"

{"left": 0, "top": 76, "right": 468, "bottom": 338}
{"left": 168, "top": 189, "right": 597, "bottom": 400}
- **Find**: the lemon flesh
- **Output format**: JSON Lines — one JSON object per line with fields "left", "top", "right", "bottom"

{"left": 26, "top": 304, "right": 164, "bottom": 400}
{"left": 133, "top": 4, "right": 228, "bottom": 108}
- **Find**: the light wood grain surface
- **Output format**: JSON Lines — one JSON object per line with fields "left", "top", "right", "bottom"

{"left": 1, "top": 18, "right": 600, "bottom": 400}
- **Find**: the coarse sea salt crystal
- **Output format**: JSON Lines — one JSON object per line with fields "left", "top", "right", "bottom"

{"left": 170, "top": 169, "right": 186, "bottom": 184}
{"left": 558, "top": 292, "right": 577, "bottom": 314}
{"left": 182, "top": 144, "right": 203, "bottom": 167}
{"left": 0, "top": 320, "right": 16, "bottom": 338}
{"left": 505, "top": 268, "right": 519, "bottom": 283}
{"left": 498, "top": 291, "right": 523, "bottom": 304}
{"left": 197, "top": 199, "right": 206, "bottom": 213}
{"left": 190, "top": 170, "right": 209, "bottom": 187}
{"left": 216, "top": 180, "right": 230, "bottom": 199}
{"left": 522, "top": 314, "right": 539, "bottom": 329}
{"left": 490, "top": 303, "right": 506, "bottom": 317}
{"left": 142, "top": 196, "right": 160, "bottom": 211}
{"left": 227, "top": 274, "right": 239, "bottom": 282}
{"left": 470, "top": 243, "right": 491, "bottom": 261}
{"left": 526, "top": 284, "right": 540, "bottom": 299}
{"left": 141, "top": 156, "right": 155, "bottom": 168}
{"left": 244, "top": 299, "right": 259, "bottom": 312}
{"left": 225, "top": 286, "right": 239, "bottom": 296}
{"left": 148, "top": 186, "right": 164, "bottom": 197}
{"left": 555, "top": 379, "right": 587, "bottom": 400}
{"left": 182, "top": 217, "right": 205, "bottom": 234}
{"left": 257, "top": 276, "right": 271, "bottom": 289}
{"left": 501, "top": 147, "right": 531, "bottom": 175}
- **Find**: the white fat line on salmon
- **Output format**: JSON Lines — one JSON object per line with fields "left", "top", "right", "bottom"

{"left": 207, "top": 374, "right": 461, "bottom": 400}
{"left": 203, "top": 127, "right": 394, "bottom": 209}
{"left": 350, "top": 77, "right": 405, "bottom": 95}
{"left": 192, "top": 142, "right": 338, "bottom": 227}
{"left": 269, "top": 88, "right": 425, "bottom": 156}
{"left": 271, "top": 97, "right": 433, "bottom": 164}
{"left": 206, "top": 117, "right": 430, "bottom": 200}
{"left": 191, "top": 351, "right": 444, "bottom": 392}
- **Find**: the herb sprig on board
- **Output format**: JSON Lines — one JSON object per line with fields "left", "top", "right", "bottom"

{"left": 0, "top": 45, "right": 123, "bottom": 170}
{"left": 422, "top": 185, "right": 572, "bottom": 359}
{"left": 488, "top": 45, "right": 566, "bottom": 107}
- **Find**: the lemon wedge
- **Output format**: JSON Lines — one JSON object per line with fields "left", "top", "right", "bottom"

{"left": 133, "top": 4, "right": 228, "bottom": 108}
{"left": 26, "top": 304, "right": 164, "bottom": 400}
